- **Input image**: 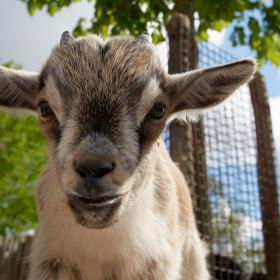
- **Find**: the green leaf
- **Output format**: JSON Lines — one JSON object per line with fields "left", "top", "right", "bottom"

{"left": 212, "top": 20, "right": 228, "bottom": 32}
{"left": 48, "top": 2, "right": 59, "bottom": 16}
{"left": 248, "top": 17, "right": 261, "bottom": 35}
{"left": 27, "top": 1, "right": 36, "bottom": 16}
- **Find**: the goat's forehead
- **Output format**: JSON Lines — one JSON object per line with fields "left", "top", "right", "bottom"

{"left": 40, "top": 35, "right": 166, "bottom": 118}
{"left": 40, "top": 35, "right": 164, "bottom": 93}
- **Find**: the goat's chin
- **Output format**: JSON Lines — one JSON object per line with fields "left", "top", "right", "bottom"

{"left": 74, "top": 213, "right": 119, "bottom": 229}
{"left": 68, "top": 196, "right": 124, "bottom": 229}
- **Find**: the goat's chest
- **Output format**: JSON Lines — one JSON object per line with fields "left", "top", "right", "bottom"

{"left": 78, "top": 258, "right": 166, "bottom": 280}
{"left": 50, "top": 217, "right": 182, "bottom": 280}
{"left": 63, "top": 228, "right": 177, "bottom": 280}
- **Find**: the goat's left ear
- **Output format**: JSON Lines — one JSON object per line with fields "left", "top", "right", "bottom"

{"left": 167, "top": 59, "right": 257, "bottom": 119}
{"left": 0, "top": 66, "right": 39, "bottom": 111}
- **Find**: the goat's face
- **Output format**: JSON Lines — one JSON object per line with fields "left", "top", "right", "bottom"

{"left": 38, "top": 34, "right": 170, "bottom": 228}
{"left": 0, "top": 32, "right": 256, "bottom": 229}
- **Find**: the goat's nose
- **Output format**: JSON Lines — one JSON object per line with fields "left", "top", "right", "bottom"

{"left": 74, "top": 160, "right": 115, "bottom": 179}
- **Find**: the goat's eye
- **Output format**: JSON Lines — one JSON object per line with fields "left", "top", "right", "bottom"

{"left": 148, "top": 103, "right": 166, "bottom": 119}
{"left": 37, "top": 101, "right": 53, "bottom": 118}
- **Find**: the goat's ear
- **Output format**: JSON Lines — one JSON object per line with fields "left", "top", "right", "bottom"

{"left": 0, "top": 66, "right": 40, "bottom": 111}
{"left": 167, "top": 59, "right": 257, "bottom": 120}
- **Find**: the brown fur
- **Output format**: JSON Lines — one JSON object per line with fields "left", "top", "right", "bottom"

{"left": 0, "top": 33, "right": 256, "bottom": 280}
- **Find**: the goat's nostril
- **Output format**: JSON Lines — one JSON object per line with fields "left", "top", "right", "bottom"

{"left": 94, "top": 161, "right": 115, "bottom": 178}
{"left": 74, "top": 160, "right": 115, "bottom": 179}
{"left": 74, "top": 161, "right": 90, "bottom": 178}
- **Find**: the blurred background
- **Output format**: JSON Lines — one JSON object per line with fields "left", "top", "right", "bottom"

{"left": 0, "top": 0, "right": 279, "bottom": 279}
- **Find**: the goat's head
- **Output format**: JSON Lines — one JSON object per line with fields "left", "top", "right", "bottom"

{"left": 0, "top": 32, "right": 256, "bottom": 228}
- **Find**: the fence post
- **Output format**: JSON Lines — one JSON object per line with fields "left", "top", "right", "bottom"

{"left": 249, "top": 73, "right": 280, "bottom": 280}
{"left": 167, "top": 12, "right": 195, "bottom": 193}
{"left": 192, "top": 122, "right": 210, "bottom": 237}
{"left": 166, "top": 13, "right": 211, "bottom": 241}
{"left": 0, "top": 235, "right": 33, "bottom": 280}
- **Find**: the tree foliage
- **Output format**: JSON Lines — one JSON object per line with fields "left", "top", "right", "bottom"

{"left": 0, "top": 61, "right": 46, "bottom": 235}
{"left": 1, "top": 60, "right": 22, "bottom": 69}
{"left": 0, "top": 112, "right": 46, "bottom": 235}
{"left": 20, "top": 0, "right": 280, "bottom": 66}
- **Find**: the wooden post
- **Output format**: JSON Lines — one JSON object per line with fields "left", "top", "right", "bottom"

{"left": 167, "top": 13, "right": 196, "bottom": 194}
{"left": 0, "top": 235, "right": 32, "bottom": 280}
{"left": 166, "top": 13, "right": 211, "bottom": 241}
{"left": 192, "top": 122, "right": 210, "bottom": 238}
{"left": 249, "top": 73, "right": 280, "bottom": 280}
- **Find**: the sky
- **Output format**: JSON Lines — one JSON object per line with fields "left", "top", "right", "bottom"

{"left": 0, "top": 0, "right": 92, "bottom": 71}
{"left": 0, "top": 0, "right": 279, "bottom": 175}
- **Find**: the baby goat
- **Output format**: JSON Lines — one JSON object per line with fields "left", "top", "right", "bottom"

{"left": 0, "top": 32, "right": 256, "bottom": 280}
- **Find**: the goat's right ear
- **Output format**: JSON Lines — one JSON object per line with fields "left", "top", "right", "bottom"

{"left": 0, "top": 66, "right": 39, "bottom": 111}
{"left": 166, "top": 59, "right": 256, "bottom": 120}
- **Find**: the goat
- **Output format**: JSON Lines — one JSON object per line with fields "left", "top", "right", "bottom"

{"left": 0, "top": 32, "right": 256, "bottom": 280}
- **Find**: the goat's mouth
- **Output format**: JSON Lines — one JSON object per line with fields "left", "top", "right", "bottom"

{"left": 67, "top": 193, "right": 124, "bottom": 229}
{"left": 68, "top": 193, "right": 123, "bottom": 209}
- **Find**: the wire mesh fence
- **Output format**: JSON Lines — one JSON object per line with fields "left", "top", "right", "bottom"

{"left": 199, "top": 42, "right": 267, "bottom": 279}
{"left": 157, "top": 38, "right": 279, "bottom": 279}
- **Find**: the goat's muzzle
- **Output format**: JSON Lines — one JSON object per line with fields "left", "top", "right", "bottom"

{"left": 67, "top": 191, "right": 123, "bottom": 229}
{"left": 63, "top": 150, "right": 128, "bottom": 228}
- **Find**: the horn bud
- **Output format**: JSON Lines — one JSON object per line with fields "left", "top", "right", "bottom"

{"left": 138, "top": 32, "right": 152, "bottom": 43}
{"left": 60, "top": 31, "right": 74, "bottom": 46}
